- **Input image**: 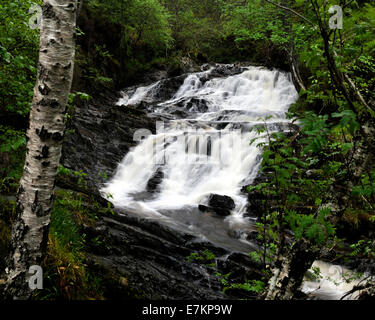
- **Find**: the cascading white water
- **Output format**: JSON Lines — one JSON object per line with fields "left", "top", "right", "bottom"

{"left": 116, "top": 81, "right": 161, "bottom": 106}
{"left": 102, "top": 66, "right": 298, "bottom": 248}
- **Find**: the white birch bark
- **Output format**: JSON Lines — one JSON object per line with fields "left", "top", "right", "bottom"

{"left": 265, "top": 239, "right": 319, "bottom": 300}
{"left": 4, "top": 0, "right": 78, "bottom": 299}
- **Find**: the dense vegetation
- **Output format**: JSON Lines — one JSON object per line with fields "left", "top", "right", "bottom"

{"left": 0, "top": 0, "right": 374, "bottom": 299}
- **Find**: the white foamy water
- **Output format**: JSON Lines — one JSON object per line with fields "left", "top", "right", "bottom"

{"left": 116, "top": 81, "right": 161, "bottom": 106}
{"left": 302, "top": 260, "right": 372, "bottom": 300}
{"left": 102, "top": 66, "right": 298, "bottom": 242}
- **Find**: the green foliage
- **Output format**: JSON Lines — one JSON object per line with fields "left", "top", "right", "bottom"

{"left": 285, "top": 208, "right": 335, "bottom": 245}
{"left": 224, "top": 280, "right": 265, "bottom": 295}
{"left": 0, "top": 0, "right": 40, "bottom": 117}
{"left": 350, "top": 239, "right": 375, "bottom": 259}
{"left": 50, "top": 193, "right": 86, "bottom": 254}
{"left": 88, "top": 0, "right": 172, "bottom": 55}
{"left": 0, "top": 0, "right": 38, "bottom": 193}
{"left": 331, "top": 110, "right": 360, "bottom": 136}
{"left": 310, "top": 266, "right": 323, "bottom": 281}
{"left": 0, "top": 126, "right": 26, "bottom": 154}
{"left": 58, "top": 165, "right": 87, "bottom": 187}
{"left": 36, "top": 189, "right": 111, "bottom": 300}
{"left": 213, "top": 271, "right": 231, "bottom": 287}
{"left": 223, "top": 0, "right": 290, "bottom": 47}
{"left": 0, "top": 126, "right": 25, "bottom": 193}
{"left": 186, "top": 249, "right": 216, "bottom": 267}
{"left": 299, "top": 112, "right": 330, "bottom": 154}
{"left": 352, "top": 171, "right": 375, "bottom": 202}
{"left": 247, "top": 111, "right": 361, "bottom": 263}
{"left": 249, "top": 250, "right": 263, "bottom": 264}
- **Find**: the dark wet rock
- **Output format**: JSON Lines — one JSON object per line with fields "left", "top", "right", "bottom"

{"left": 117, "top": 75, "right": 186, "bottom": 109}
{"left": 174, "top": 97, "right": 209, "bottom": 114}
{"left": 152, "top": 76, "right": 186, "bottom": 102}
{"left": 217, "top": 252, "right": 264, "bottom": 282}
{"left": 210, "top": 207, "right": 232, "bottom": 217}
{"left": 199, "top": 202, "right": 231, "bottom": 217}
{"left": 227, "top": 229, "right": 263, "bottom": 247}
{"left": 198, "top": 194, "right": 236, "bottom": 217}
{"left": 146, "top": 168, "right": 164, "bottom": 193}
{"left": 245, "top": 231, "right": 260, "bottom": 242}
{"left": 198, "top": 205, "right": 211, "bottom": 213}
{"left": 142, "top": 70, "right": 169, "bottom": 84}
{"left": 180, "top": 57, "right": 201, "bottom": 72}
{"left": 61, "top": 88, "right": 157, "bottom": 189}
{"left": 80, "top": 200, "right": 264, "bottom": 299}
{"left": 166, "top": 57, "right": 201, "bottom": 77}
{"left": 209, "top": 194, "right": 235, "bottom": 213}
{"left": 170, "top": 108, "right": 189, "bottom": 118}
{"left": 228, "top": 229, "right": 259, "bottom": 242}
{"left": 209, "top": 64, "right": 245, "bottom": 78}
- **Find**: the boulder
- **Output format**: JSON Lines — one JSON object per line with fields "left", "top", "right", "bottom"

{"left": 209, "top": 194, "right": 235, "bottom": 210}
{"left": 209, "top": 64, "right": 244, "bottom": 78}
{"left": 146, "top": 168, "right": 164, "bottom": 193}
{"left": 198, "top": 194, "right": 236, "bottom": 217}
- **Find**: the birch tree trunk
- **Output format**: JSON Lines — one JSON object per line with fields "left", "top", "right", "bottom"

{"left": 4, "top": 0, "right": 77, "bottom": 299}
{"left": 265, "top": 239, "right": 319, "bottom": 300}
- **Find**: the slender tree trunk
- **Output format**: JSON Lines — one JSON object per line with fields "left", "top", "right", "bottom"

{"left": 265, "top": 239, "right": 319, "bottom": 300}
{"left": 4, "top": 0, "right": 77, "bottom": 299}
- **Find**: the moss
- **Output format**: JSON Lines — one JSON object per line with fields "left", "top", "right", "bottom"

{"left": 0, "top": 127, "right": 26, "bottom": 194}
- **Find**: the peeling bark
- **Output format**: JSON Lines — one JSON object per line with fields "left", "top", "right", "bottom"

{"left": 4, "top": 0, "right": 77, "bottom": 299}
{"left": 265, "top": 239, "right": 319, "bottom": 300}
{"left": 290, "top": 54, "right": 306, "bottom": 92}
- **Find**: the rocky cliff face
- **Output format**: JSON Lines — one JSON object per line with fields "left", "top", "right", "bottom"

{"left": 61, "top": 88, "right": 156, "bottom": 190}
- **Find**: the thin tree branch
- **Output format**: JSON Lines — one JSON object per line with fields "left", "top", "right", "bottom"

{"left": 332, "top": 50, "right": 374, "bottom": 112}
{"left": 343, "top": 73, "right": 373, "bottom": 112}
{"left": 340, "top": 276, "right": 373, "bottom": 300}
{"left": 263, "top": 0, "right": 316, "bottom": 27}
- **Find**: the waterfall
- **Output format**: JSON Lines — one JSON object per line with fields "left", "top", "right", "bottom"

{"left": 102, "top": 65, "right": 299, "bottom": 251}
{"left": 100, "top": 65, "right": 373, "bottom": 299}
